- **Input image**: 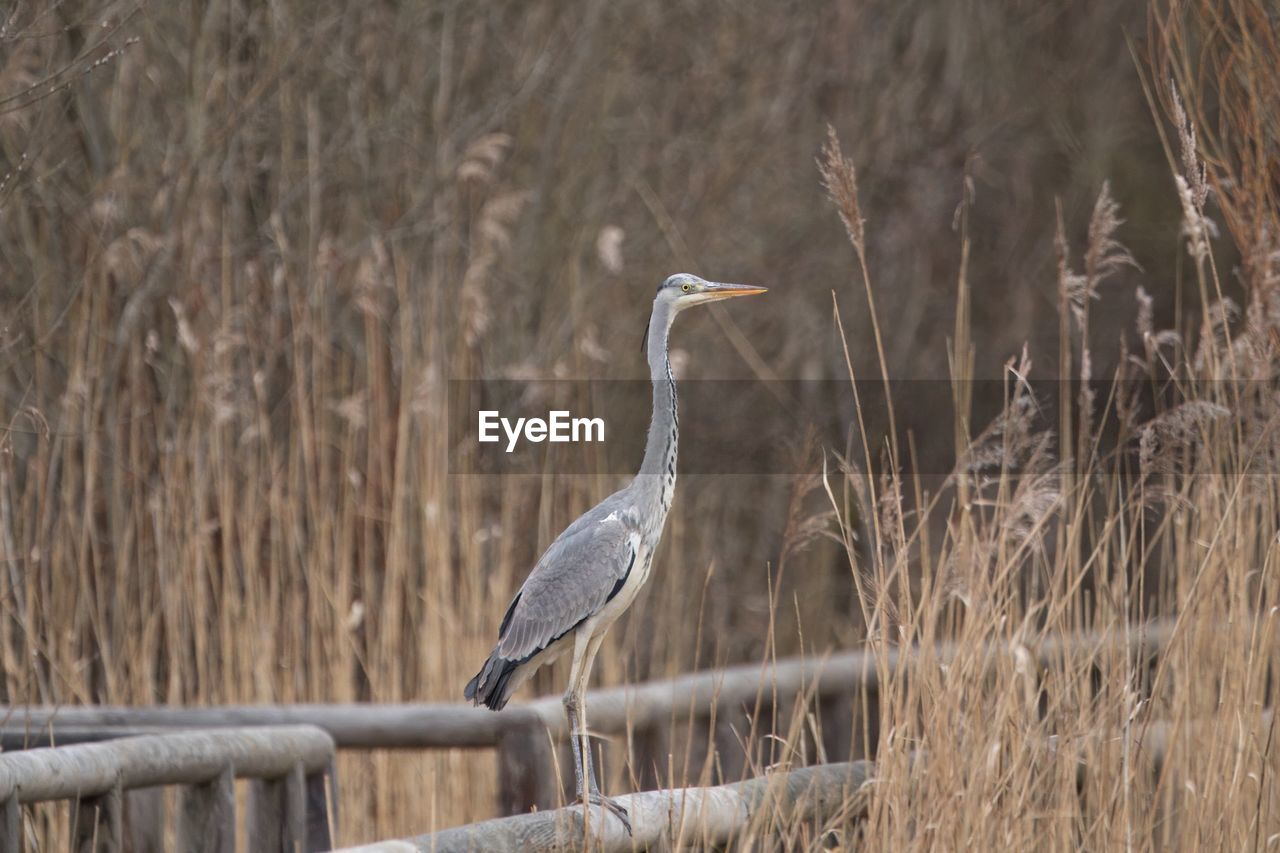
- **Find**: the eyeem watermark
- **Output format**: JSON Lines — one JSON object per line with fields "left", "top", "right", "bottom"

{"left": 478, "top": 410, "right": 606, "bottom": 452}
{"left": 454, "top": 378, "right": 1265, "bottom": 475}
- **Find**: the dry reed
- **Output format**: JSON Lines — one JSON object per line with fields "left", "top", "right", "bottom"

{"left": 0, "top": 0, "right": 1277, "bottom": 849}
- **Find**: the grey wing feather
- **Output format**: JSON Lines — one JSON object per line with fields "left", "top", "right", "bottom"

{"left": 495, "top": 503, "right": 639, "bottom": 662}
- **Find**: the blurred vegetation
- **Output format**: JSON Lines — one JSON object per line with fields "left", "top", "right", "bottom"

{"left": 0, "top": 0, "right": 1276, "bottom": 845}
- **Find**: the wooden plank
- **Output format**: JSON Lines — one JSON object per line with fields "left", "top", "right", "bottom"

{"left": 817, "top": 694, "right": 854, "bottom": 763}
{"left": 304, "top": 763, "right": 336, "bottom": 852}
{"left": 123, "top": 787, "right": 165, "bottom": 853}
{"left": 0, "top": 795, "right": 20, "bottom": 852}
{"left": 495, "top": 714, "right": 558, "bottom": 816}
{"left": 0, "top": 704, "right": 509, "bottom": 750}
{"left": 248, "top": 762, "right": 307, "bottom": 853}
{"left": 247, "top": 776, "right": 281, "bottom": 852}
{"left": 350, "top": 711, "right": 1276, "bottom": 853}
{"left": 178, "top": 765, "right": 235, "bottom": 853}
{"left": 509, "top": 619, "right": 1175, "bottom": 740}
{"left": 632, "top": 719, "right": 670, "bottom": 792}
{"left": 72, "top": 782, "right": 123, "bottom": 853}
{"left": 247, "top": 777, "right": 285, "bottom": 853}
{"left": 713, "top": 711, "right": 748, "bottom": 783}
{"left": 0, "top": 727, "right": 162, "bottom": 750}
{"left": 662, "top": 713, "right": 713, "bottom": 791}
{"left": 0, "top": 726, "right": 334, "bottom": 804}
{"left": 283, "top": 762, "right": 307, "bottom": 850}
{"left": 349, "top": 760, "right": 875, "bottom": 853}
{"left": 852, "top": 684, "right": 880, "bottom": 761}
{"left": 0, "top": 620, "right": 1176, "bottom": 749}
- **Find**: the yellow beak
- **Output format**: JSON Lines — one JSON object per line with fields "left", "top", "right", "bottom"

{"left": 703, "top": 283, "right": 768, "bottom": 301}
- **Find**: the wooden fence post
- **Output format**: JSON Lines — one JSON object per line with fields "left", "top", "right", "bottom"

{"left": 72, "top": 782, "right": 122, "bottom": 853}
{"left": 247, "top": 761, "right": 306, "bottom": 853}
{"left": 1, "top": 795, "right": 20, "bottom": 852}
{"left": 123, "top": 787, "right": 165, "bottom": 852}
{"left": 284, "top": 762, "right": 307, "bottom": 849}
{"left": 303, "top": 761, "right": 336, "bottom": 850}
{"left": 817, "top": 694, "right": 855, "bottom": 763}
{"left": 714, "top": 708, "right": 749, "bottom": 783}
{"left": 633, "top": 721, "right": 670, "bottom": 792}
{"left": 178, "top": 765, "right": 235, "bottom": 853}
{"left": 495, "top": 713, "right": 558, "bottom": 816}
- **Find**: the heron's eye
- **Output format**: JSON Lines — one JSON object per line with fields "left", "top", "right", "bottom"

{"left": 681, "top": 283, "right": 691, "bottom": 293}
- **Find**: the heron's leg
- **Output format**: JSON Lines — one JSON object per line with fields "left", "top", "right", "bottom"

{"left": 577, "top": 632, "right": 608, "bottom": 797}
{"left": 573, "top": 631, "right": 631, "bottom": 833}
{"left": 562, "top": 690, "right": 586, "bottom": 802}
{"left": 562, "top": 627, "right": 631, "bottom": 833}
{"left": 562, "top": 630, "right": 594, "bottom": 805}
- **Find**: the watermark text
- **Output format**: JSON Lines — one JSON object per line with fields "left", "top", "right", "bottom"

{"left": 478, "top": 410, "right": 606, "bottom": 452}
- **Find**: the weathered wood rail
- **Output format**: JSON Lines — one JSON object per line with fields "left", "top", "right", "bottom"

{"left": 0, "top": 725, "right": 336, "bottom": 852}
{"left": 342, "top": 760, "right": 874, "bottom": 853}
{"left": 0, "top": 619, "right": 1176, "bottom": 850}
{"left": 338, "top": 709, "right": 1274, "bottom": 852}
{"left": 0, "top": 620, "right": 1175, "bottom": 743}
{"left": 0, "top": 620, "right": 1175, "bottom": 818}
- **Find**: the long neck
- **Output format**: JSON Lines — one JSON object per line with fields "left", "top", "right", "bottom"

{"left": 637, "top": 300, "right": 679, "bottom": 500}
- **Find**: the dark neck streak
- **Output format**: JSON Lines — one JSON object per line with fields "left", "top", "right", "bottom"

{"left": 637, "top": 300, "right": 679, "bottom": 500}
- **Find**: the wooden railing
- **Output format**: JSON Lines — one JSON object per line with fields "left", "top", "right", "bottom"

{"left": 344, "top": 760, "right": 875, "bottom": 853}
{"left": 0, "top": 620, "right": 1177, "bottom": 847}
{"left": 338, "top": 709, "right": 1275, "bottom": 853}
{"left": 0, "top": 725, "right": 335, "bottom": 852}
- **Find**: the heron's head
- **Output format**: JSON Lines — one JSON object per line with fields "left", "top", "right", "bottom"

{"left": 656, "top": 273, "right": 767, "bottom": 313}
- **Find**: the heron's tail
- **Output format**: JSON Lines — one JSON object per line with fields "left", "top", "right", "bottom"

{"left": 464, "top": 653, "right": 520, "bottom": 711}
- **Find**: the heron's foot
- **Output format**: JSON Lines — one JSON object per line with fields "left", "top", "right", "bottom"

{"left": 579, "top": 792, "right": 632, "bottom": 835}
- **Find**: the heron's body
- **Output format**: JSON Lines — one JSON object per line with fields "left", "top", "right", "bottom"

{"left": 466, "top": 490, "right": 658, "bottom": 706}
{"left": 464, "top": 274, "right": 764, "bottom": 830}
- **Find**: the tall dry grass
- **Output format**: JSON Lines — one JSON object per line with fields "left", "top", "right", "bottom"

{"left": 798, "top": 4, "right": 1280, "bottom": 847}
{"left": 0, "top": 0, "right": 1276, "bottom": 848}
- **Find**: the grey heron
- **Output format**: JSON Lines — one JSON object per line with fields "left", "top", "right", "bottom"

{"left": 464, "top": 273, "right": 766, "bottom": 830}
